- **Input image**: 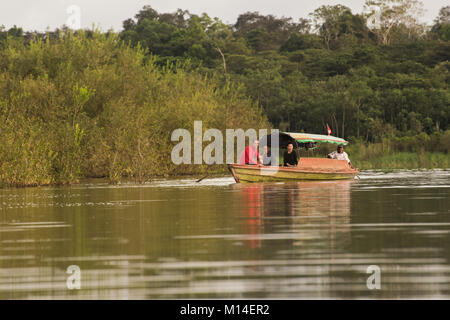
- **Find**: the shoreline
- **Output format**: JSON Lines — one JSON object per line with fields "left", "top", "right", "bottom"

{"left": 1, "top": 166, "right": 448, "bottom": 189}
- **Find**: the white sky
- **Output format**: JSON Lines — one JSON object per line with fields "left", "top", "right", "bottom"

{"left": 0, "top": 0, "right": 447, "bottom": 32}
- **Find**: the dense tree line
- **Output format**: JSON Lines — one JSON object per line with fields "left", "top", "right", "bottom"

{"left": 117, "top": 1, "right": 449, "bottom": 142}
{"left": 1, "top": 1, "right": 448, "bottom": 143}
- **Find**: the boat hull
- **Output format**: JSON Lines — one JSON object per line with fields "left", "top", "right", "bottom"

{"left": 228, "top": 160, "right": 358, "bottom": 183}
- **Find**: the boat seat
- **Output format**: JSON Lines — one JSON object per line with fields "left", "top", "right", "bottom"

{"left": 298, "top": 157, "right": 350, "bottom": 171}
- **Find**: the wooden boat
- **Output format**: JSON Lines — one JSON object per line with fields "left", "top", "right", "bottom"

{"left": 228, "top": 132, "right": 359, "bottom": 183}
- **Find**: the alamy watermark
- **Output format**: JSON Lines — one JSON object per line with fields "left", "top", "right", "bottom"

{"left": 363, "top": 4, "right": 382, "bottom": 29}
{"left": 171, "top": 121, "right": 279, "bottom": 170}
{"left": 366, "top": 265, "right": 381, "bottom": 290}
{"left": 66, "top": 265, "right": 81, "bottom": 290}
{"left": 66, "top": 5, "right": 81, "bottom": 30}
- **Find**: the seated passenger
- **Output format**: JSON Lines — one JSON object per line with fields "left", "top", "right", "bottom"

{"left": 239, "top": 139, "right": 262, "bottom": 165}
{"left": 327, "top": 145, "right": 352, "bottom": 167}
{"left": 283, "top": 143, "right": 298, "bottom": 167}
{"left": 263, "top": 145, "right": 276, "bottom": 166}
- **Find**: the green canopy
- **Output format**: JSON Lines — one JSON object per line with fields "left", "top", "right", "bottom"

{"left": 284, "top": 132, "right": 349, "bottom": 146}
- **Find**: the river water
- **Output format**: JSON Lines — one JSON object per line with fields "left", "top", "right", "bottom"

{"left": 0, "top": 170, "right": 449, "bottom": 299}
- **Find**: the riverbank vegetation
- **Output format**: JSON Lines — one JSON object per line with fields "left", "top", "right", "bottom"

{"left": 345, "top": 131, "right": 450, "bottom": 169}
{"left": 0, "top": 1, "right": 449, "bottom": 186}
{"left": 0, "top": 32, "right": 267, "bottom": 186}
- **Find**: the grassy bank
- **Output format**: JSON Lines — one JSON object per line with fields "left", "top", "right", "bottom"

{"left": 344, "top": 133, "right": 450, "bottom": 169}
{"left": 351, "top": 152, "right": 449, "bottom": 170}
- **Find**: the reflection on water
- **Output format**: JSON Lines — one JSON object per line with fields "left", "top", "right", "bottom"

{"left": 234, "top": 181, "right": 352, "bottom": 251}
{"left": 0, "top": 170, "right": 449, "bottom": 299}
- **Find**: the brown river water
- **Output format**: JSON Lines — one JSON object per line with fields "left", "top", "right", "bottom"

{"left": 0, "top": 170, "right": 449, "bottom": 299}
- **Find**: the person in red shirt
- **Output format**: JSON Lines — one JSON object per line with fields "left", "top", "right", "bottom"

{"left": 239, "top": 140, "right": 262, "bottom": 165}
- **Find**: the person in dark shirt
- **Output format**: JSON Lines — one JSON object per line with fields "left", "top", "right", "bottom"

{"left": 283, "top": 143, "right": 298, "bottom": 167}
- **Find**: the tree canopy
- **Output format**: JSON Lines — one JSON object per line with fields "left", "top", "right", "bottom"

{"left": 117, "top": 3, "right": 449, "bottom": 142}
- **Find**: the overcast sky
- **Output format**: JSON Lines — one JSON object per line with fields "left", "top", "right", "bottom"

{"left": 0, "top": 0, "right": 447, "bottom": 32}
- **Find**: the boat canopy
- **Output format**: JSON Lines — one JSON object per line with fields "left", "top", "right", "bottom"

{"left": 260, "top": 132, "right": 348, "bottom": 148}
{"left": 284, "top": 132, "right": 349, "bottom": 146}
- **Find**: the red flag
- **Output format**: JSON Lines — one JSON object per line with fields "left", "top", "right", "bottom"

{"left": 327, "top": 124, "right": 332, "bottom": 135}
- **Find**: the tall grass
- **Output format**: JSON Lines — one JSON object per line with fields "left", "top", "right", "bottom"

{"left": 344, "top": 132, "right": 450, "bottom": 169}
{"left": 352, "top": 151, "right": 449, "bottom": 170}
